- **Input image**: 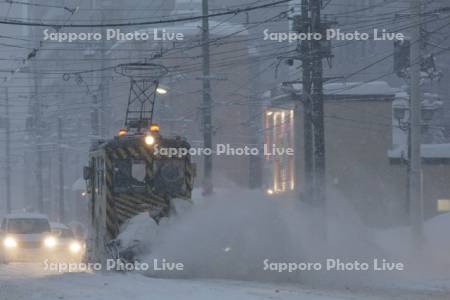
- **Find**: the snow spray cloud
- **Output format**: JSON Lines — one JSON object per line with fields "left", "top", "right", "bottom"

{"left": 133, "top": 188, "right": 450, "bottom": 286}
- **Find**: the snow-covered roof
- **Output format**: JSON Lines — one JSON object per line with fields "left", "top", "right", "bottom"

{"left": 388, "top": 144, "right": 450, "bottom": 159}
{"left": 267, "top": 81, "right": 396, "bottom": 105}
{"left": 3, "top": 213, "right": 49, "bottom": 220}
{"left": 325, "top": 81, "right": 395, "bottom": 95}
{"left": 395, "top": 91, "right": 409, "bottom": 100}
{"left": 289, "top": 81, "right": 396, "bottom": 96}
{"left": 50, "top": 222, "right": 70, "bottom": 230}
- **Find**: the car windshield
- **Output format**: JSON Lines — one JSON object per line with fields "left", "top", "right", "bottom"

{"left": 7, "top": 218, "right": 51, "bottom": 234}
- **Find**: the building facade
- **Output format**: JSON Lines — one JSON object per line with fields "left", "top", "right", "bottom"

{"left": 263, "top": 81, "right": 450, "bottom": 227}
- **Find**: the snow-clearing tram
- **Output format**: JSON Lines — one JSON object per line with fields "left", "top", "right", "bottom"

{"left": 83, "top": 125, "right": 195, "bottom": 262}
{"left": 83, "top": 63, "right": 195, "bottom": 262}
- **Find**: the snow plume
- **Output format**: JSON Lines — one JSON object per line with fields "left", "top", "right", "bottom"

{"left": 123, "top": 188, "right": 450, "bottom": 286}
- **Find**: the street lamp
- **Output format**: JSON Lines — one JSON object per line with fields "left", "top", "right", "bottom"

{"left": 393, "top": 97, "right": 441, "bottom": 132}
{"left": 421, "top": 95, "right": 442, "bottom": 122}
{"left": 393, "top": 100, "right": 410, "bottom": 131}
{"left": 156, "top": 84, "right": 169, "bottom": 95}
{"left": 421, "top": 107, "right": 435, "bottom": 122}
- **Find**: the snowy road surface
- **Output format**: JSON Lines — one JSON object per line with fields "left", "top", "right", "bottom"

{"left": 0, "top": 263, "right": 449, "bottom": 300}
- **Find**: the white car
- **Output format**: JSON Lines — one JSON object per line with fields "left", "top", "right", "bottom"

{"left": 0, "top": 213, "right": 58, "bottom": 263}
{"left": 50, "top": 222, "right": 85, "bottom": 262}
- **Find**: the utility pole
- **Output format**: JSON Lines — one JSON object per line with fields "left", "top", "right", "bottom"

{"left": 246, "top": 8, "right": 262, "bottom": 189}
{"left": 36, "top": 109, "right": 44, "bottom": 212}
{"left": 311, "top": 0, "right": 326, "bottom": 209}
{"left": 89, "top": 0, "right": 101, "bottom": 145}
{"left": 409, "top": 0, "right": 424, "bottom": 240}
{"left": 58, "top": 118, "right": 65, "bottom": 222}
{"left": 5, "top": 88, "right": 11, "bottom": 213}
{"left": 292, "top": 0, "right": 328, "bottom": 210}
{"left": 300, "top": 0, "right": 314, "bottom": 202}
{"left": 33, "top": 78, "right": 44, "bottom": 213}
{"left": 202, "top": 0, "right": 213, "bottom": 195}
{"left": 91, "top": 94, "right": 100, "bottom": 145}
{"left": 24, "top": 1, "right": 42, "bottom": 213}
{"left": 100, "top": 8, "right": 108, "bottom": 139}
{"left": 29, "top": 2, "right": 44, "bottom": 213}
{"left": 248, "top": 50, "right": 263, "bottom": 189}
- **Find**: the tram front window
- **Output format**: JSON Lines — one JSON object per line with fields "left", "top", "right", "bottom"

{"left": 153, "top": 159, "right": 187, "bottom": 195}
{"left": 113, "top": 159, "right": 147, "bottom": 193}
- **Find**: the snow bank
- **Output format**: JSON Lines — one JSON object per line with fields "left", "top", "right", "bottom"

{"left": 134, "top": 188, "right": 392, "bottom": 285}
{"left": 375, "top": 213, "right": 450, "bottom": 278}
{"left": 116, "top": 213, "right": 158, "bottom": 251}
{"left": 116, "top": 189, "right": 450, "bottom": 287}
{"left": 426, "top": 213, "right": 450, "bottom": 250}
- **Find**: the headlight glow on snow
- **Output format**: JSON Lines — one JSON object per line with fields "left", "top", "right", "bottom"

{"left": 144, "top": 135, "right": 155, "bottom": 146}
{"left": 69, "top": 241, "right": 82, "bottom": 254}
{"left": 3, "top": 236, "right": 17, "bottom": 248}
{"left": 44, "top": 236, "right": 58, "bottom": 248}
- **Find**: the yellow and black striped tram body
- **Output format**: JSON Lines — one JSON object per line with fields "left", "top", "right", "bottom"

{"left": 85, "top": 133, "right": 194, "bottom": 261}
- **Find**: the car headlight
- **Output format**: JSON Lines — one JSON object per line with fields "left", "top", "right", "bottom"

{"left": 69, "top": 241, "right": 82, "bottom": 254}
{"left": 44, "top": 236, "right": 58, "bottom": 248}
{"left": 3, "top": 236, "right": 17, "bottom": 249}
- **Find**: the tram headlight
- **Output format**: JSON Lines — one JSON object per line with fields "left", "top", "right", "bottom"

{"left": 3, "top": 236, "right": 17, "bottom": 249}
{"left": 44, "top": 236, "right": 58, "bottom": 248}
{"left": 145, "top": 134, "right": 155, "bottom": 146}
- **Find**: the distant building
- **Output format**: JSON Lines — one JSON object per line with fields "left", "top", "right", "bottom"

{"left": 263, "top": 81, "right": 450, "bottom": 227}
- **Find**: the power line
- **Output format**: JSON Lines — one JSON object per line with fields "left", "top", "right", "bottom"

{"left": 0, "top": 0, "right": 291, "bottom": 28}
{"left": 0, "top": 0, "right": 77, "bottom": 13}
